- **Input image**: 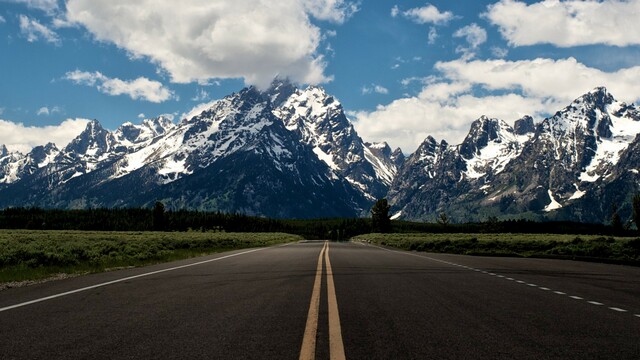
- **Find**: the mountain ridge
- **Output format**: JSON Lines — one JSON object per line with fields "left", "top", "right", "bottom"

{"left": 1, "top": 84, "right": 639, "bottom": 223}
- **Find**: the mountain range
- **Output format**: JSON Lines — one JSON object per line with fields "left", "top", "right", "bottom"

{"left": 1, "top": 81, "right": 639, "bottom": 222}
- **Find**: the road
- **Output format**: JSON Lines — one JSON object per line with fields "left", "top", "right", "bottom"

{"left": 1, "top": 241, "right": 639, "bottom": 359}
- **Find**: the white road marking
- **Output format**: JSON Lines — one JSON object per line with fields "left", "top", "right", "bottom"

{"left": 0, "top": 247, "right": 270, "bottom": 313}
{"left": 364, "top": 243, "right": 638, "bottom": 320}
{"left": 609, "top": 307, "right": 628, "bottom": 312}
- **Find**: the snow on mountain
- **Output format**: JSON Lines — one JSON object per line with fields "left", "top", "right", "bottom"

{"left": 273, "top": 82, "right": 397, "bottom": 199}
{"left": 460, "top": 116, "right": 532, "bottom": 180}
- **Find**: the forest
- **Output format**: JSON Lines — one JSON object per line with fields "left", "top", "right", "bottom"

{"left": 0, "top": 205, "right": 635, "bottom": 240}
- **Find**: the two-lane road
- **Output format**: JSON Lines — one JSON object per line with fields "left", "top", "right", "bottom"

{"left": 1, "top": 241, "right": 639, "bottom": 359}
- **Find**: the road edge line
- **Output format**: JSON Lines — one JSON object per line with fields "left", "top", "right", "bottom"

{"left": 0, "top": 247, "right": 269, "bottom": 313}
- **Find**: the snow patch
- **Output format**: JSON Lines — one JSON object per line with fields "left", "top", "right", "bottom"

{"left": 390, "top": 211, "right": 402, "bottom": 220}
{"left": 544, "top": 190, "right": 562, "bottom": 212}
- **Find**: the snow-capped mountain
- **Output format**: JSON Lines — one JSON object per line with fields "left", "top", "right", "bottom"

{"left": 272, "top": 82, "right": 401, "bottom": 200}
{"left": 1, "top": 85, "right": 639, "bottom": 222}
{"left": 0, "top": 84, "right": 369, "bottom": 218}
{"left": 388, "top": 87, "right": 640, "bottom": 223}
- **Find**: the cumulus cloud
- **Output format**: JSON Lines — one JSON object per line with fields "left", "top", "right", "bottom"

{"left": 491, "top": 46, "right": 509, "bottom": 58}
{"left": 485, "top": 0, "right": 640, "bottom": 47}
{"left": 396, "top": 3, "right": 456, "bottom": 25}
{"left": 64, "top": 70, "right": 175, "bottom": 103}
{"left": 19, "top": 14, "right": 60, "bottom": 44}
{"left": 362, "top": 84, "right": 389, "bottom": 95}
{"left": 354, "top": 57, "right": 640, "bottom": 153}
{"left": 0, "top": 118, "right": 90, "bottom": 154}
{"left": 65, "top": 0, "right": 357, "bottom": 88}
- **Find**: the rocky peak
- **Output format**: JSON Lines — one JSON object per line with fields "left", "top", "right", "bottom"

{"left": 391, "top": 147, "right": 405, "bottom": 168}
{"left": 0, "top": 144, "right": 7, "bottom": 157}
{"left": 459, "top": 116, "right": 512, "bottom": 159}
{"left": 264, "top": 78, "right": 297, "bottom": 107}
{"left": 514, "top": 115, "right": 535, "bottom": 135}
{"left": 64, "top": 120, "right": 114, "bottom": 157}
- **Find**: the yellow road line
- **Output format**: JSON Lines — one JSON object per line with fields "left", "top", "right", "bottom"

{"left": 325, "top": 242, "right": 346, "bottom": 360}
{"left": 299, "top": 241, "right": 327, "bottom": 360}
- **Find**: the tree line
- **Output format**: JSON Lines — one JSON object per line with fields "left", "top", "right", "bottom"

{"left": 0, "top": 197, "right": 638, "bottom": 240}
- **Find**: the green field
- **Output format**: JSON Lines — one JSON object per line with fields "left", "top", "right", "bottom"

{"left": 352, "top": 233, "right": 640, "bottom": 264}
{"left": 0, "top": 230, "right": 302, "bottom": 285}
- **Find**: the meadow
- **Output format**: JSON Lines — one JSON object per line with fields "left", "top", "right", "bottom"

{"left": 352, "top": 233, "right": 640, "bottom": 265}
{"left": 0, "top": 230, "right": 302, "bottom": 284}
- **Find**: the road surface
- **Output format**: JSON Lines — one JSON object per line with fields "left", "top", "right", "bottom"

{"left": 1, "top": 240, "right": 639, "bottom": 359}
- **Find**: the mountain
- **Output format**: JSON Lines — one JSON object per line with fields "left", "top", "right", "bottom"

{"left": 389, "top": 87, "right": 640, "bottom": 223}
{"left": 272, "top": 82, "right": 402, "bottom": 200}
{"left": 0, "top": 86, "right": 369, "bottom": 217}
{"left": 1, "top": 85, "right": 640, "bottom": 222}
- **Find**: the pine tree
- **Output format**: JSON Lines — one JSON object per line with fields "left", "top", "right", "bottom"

{"left": 153, "top": 201, "right": 166, "bottom": 231}
{"left": 371, "top": 198, "right": 391, "bottom": 233}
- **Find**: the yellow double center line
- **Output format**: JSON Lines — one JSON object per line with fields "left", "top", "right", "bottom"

{"left": 299, "top": 241, "right": 346, "bottom": 360}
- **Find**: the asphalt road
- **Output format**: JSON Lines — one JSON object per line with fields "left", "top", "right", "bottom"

{"left": 1, "top": 241, "right": 639, "bottom": 359}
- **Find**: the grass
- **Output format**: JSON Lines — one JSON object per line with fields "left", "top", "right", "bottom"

{"left": 0, "top": 230, "right": 302, "bottom": 284}
{"left": 352, "top": 233, "right": 640, "bottom": 265}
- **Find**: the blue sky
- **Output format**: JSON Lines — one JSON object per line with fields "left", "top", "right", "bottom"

{"left": 1, "top": 0, "right": 640, "bottom": 153}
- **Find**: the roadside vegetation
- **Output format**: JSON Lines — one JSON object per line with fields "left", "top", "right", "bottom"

{"left": 352, "top": 233, "right": 640, "bottom": 265}
{"left": 0, "top": 230, "right": 301, "bottom": 284}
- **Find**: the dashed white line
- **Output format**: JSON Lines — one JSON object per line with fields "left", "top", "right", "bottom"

{"left": 365, "top": 243, "right": 639, "bottom": 321}
{"left": 609, "top": 307, "right": 628, "bottom": 313}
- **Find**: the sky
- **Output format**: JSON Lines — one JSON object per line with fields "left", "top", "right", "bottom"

{"left": 1, "top": 0, "right": 640, "bottom": 154}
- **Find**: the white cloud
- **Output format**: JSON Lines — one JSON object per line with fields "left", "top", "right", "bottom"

{"left": 36, "top": 106, "right": 61, "bottom": 116}
{"left": 191, "top": 88, "right": 210, "bottom": 102}
{"left": 137, "top": 113, "right": 145, "bottom": 119}
{"left": 354, "top": 57, "right": 640, "bottom": 153}
{"left": 427, "top": 26, "right": 438, "bottom": 44}
{"left": 65, "top": 0, "right": 356, "bottom": 88}
{"left": 19, "top": 14, "right": 60, "bottom": 44}
{"left": 303, "top": 0, "right": 358, "bottom": 24}
{"left": 491, "top": 46, "right": 509, "bottom": 58}
{"left": 391, "top": 5, "right": 400, "bottom": 17}
{"left": 0, "top": 15, "right": 6, "bottom": 24}
{"left": 0, "top": 118, "right": 90, "bottom": 154}
{"left": 362, "top": 84, "right": 389, "bottom": 95}
{"left": 64, "top": 70, "right": 175, "bottom": 103}
{"left": 6, "top": 0, "right": 59, "bottom": 14}
{"left": 435, "top": 57, "right": 640, "bottom": 103}
{"left": 397, "top": 3, "right": 455, "bottom": 25}
{"left": 453, "top": 23, "right": 487, "bottom": 59}
{"left": 485, "top": 0, "right": 640, "bottom": 47}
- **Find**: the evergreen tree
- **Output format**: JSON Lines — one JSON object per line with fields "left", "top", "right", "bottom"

{"left": 437, "top": 212, "right": 450, "bottom": 226}
{"left": 153, "top": 201, "right": 166, "bottom": 231}
{"left": 371, "top": 198, "right": 391, "bottom": 233}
